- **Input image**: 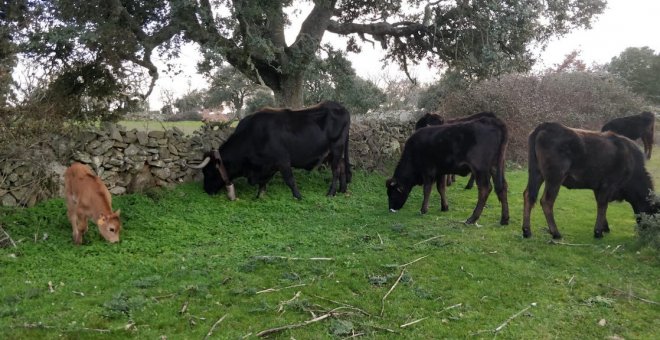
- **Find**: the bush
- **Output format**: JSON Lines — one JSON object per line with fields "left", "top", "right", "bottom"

{"left": 433, "top": 71, "right": 646, "bottom": 163}
{"left": 636, "top": 193, "right": 660, "bottom": 250}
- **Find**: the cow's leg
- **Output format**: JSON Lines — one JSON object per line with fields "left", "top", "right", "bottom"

{"left": 420, "top": 178, "right": 433, "bottom": 214}
{"left": 494, "top": 176, "right": 510, "bottom": 226}
{"left": 338, "top": 158, "right": 348, "bottom": 193}
{"left": 279, "top": 165, "right": 302, "bottom": 199}
{"left": 438, "top": 175, "right": 449, "bottom": 211}
{"left": 464, "top": 174, "right": 475, "bottom": 190}
{"left": 445, "top": 174, "right": 452, "bottom": 187}
{"left": 593, "top": 191, "right": 610, "bottom": 238}
{"left": 74, "top": 214, "right": 88, "bottom": 245}
{"left": 67, "top": 207, "right": 80, "bottom": 245}
{"left": 326, "top": 149, "right": 343, "bottom": 196}
{"left": 522, "top": 168, "right": 544, "bottom": 238}
{"left": 465, "top": 170, "right": 491, "bottom": 225}
{"left": 540, "top": 180, "right": 562, "bottom": 239}
{"left": 641, "top": 133, "right": 653, "bottom": 159}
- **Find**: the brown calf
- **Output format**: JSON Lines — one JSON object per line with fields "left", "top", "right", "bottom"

{"left": 64, "top": 163, "right": 121, "bottom": 245}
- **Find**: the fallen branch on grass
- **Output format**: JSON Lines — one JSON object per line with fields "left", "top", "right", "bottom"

{"left": 253, "top": 256, "right": 334, "bottom": 261}
{"left": 547, "top": 240, "right": 593, "bottom": 246}
{"left": 311, "top": 294, "right": 371, "bottom": 316}
{"left": 256, "top": 308, "right": 347, "bottom": 337}
{"left": 381, "top": 269, "right": 406, "bottom": 316}
{"left": 21, "top": 322, "right": 112, "bottom": 333}
{"left": 204, "top": 314, "right": 228, "bottom": 340}
{"left": 494, "top": 303, "right": 535, "bottom": 332}
{"left": 256, "top": 283, "right": 306, "bottom": 294}
{"left": 399, "top": 255, "right": 429, "bottom": 268}
{"left": 400, "top": 317, "right": 428, "bottom": 328}
{"left": 413, "top": 235, "right": 444, "bottom": 246}
{"left": 436, "top": 303, "right": 462, "bottom": 314}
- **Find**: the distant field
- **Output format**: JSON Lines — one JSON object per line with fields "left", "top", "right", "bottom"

{"left": 118, "top": 121, "right": 204, "bottom": 135}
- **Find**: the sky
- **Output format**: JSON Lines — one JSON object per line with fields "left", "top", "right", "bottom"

{"left": 147, "top": 0, "right": 660, "bottom": 110}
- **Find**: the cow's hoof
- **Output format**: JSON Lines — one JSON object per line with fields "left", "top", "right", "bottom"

{"left": 464, "top": 218, "right": 476, "bottom": 225}
{"left": 594, "top": 231, "right": 604, "bottom": 239}
{"left": 522, "top": 229, "right": 532, "bottom": 238}
{"left": 551, "top": 232, "right": 562, "bottom": 240}
{"left": 441, "top": 205, "right": 449, "bottom": 212}
{"left": 420, "top": 208, "right": 428, "bottom": 215}
{"left": 500, "top": 218, "right": 509, "bottom": 226}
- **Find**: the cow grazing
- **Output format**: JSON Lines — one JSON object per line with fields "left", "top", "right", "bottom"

{"left": 414, "top": 111, "right": 498, "bottom": 189}
{"left": 522, "top": 122, "right": 659, "bottom": 239}
{"left": 64, "top": 163, "right": 121, "bottom": 245}
{"left": 190, "top": 101, "right": 351, "bottom": 199}
{"left": 387, "top": 116, "right": 509, "bottom": 225}
{"left": 601, "top": 111, "right": 656, "bottom": 159}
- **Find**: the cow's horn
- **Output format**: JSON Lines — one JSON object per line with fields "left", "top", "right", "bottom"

{"left": 188, "top": 156, "right": 211, "bottom": 169}
{"left": 226, "top": 183, "right": 236, "bottom": 201}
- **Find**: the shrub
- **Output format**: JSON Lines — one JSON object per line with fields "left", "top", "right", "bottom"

{"left": 433, "top": 71, "right": 646, "bottom": 163}
{"left": 636, "top": 193, "right": 660, "bottom": 250}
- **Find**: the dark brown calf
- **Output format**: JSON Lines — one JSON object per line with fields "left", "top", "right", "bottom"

{"left": 388, "top": 116, "right": 509, "bottom": 225}
{"left": 601, "top": 111, "right": 656, "bottom": 159}
{"left": 523, "top": 122, "right": 658, "bottom": 239}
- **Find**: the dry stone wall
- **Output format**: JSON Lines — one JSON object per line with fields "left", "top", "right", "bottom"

{"left": 0, "top": 119, "right": 415, "bottom": 207}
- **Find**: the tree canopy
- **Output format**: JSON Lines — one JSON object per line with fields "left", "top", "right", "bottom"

{"left": 607, "top": 47, "right": 660, "bottom": 104}
{"left": 8, "top": 0, "right": 607, "bottom": 110}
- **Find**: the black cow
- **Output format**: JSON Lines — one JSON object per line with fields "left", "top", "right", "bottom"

{"left": 522, "top": 122, "right": 659, "bottom": 239}
{"left": 387, "top": 116, "right": 509, "bottom": 225}
{"left": 190, "top": 101, "right": 351, "bottom": 199}
{"left": 601, "top": 111, "right": 656, "bottom": 159}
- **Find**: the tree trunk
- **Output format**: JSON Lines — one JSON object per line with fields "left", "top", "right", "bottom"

{"left": 275, "top": 73, "right": 304, "bottom": 109}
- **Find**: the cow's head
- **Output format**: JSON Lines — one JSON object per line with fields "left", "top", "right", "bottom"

{"left": 386, "top": 178, "right": 411, "bottom": 212}
{"left": 97, "top": 209, "right": 121, "bottom": 243}
{"left": 190, "top": 150, "right": 236, "bottom": 200}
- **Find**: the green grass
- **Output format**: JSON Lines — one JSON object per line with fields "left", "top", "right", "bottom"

{"left": 0, "top": 162, "right": 658, "bottom": 338}
{"left": 118, "top": 121, "right": 203, "bottom": 135}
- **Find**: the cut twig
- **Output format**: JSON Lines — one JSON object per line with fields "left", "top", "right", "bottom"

{"left": 400, "top": 317, "right": 428, "bottom": 328}
{"left": 494, "top": 303, "right": 535, "bottom": 332}
{"left": 256, "top": 308, "right": 345, "bottom": 337}
{"left": 437, "top": 303, "right": 462, "bottom": 314}
{"left": 342, "top": 332, "right": 365, "bottom": 339}
{"left": 277, "top": 291, "right": 301, "bottom": 313}
{"left": 381, "top": 269, "right": 406, "bottom": 316}
{"left": 548, "top": 240, "right": 593, "bottom": 246}
{"left": 611, "top": 245, "right": 622, "bottom": 253}
{"left": 253, "top": 255, "right": 333, "bottom": 261}
{"left": 399, "top": 255, "right": 429, "bottom": 268}
{"left": 179, "top": 301, "right": 189, "bottom": 314}
{"left": 414, "top": 235, "right": 444, "bottom": 246}
{"left": 256, "top": 283, "right": 306, "bottom": 294}
{"left": 204, "top": 314, "right": 228, "bottom": 340}
{"left": 311, "top": 294, "right": 371, "bottom": 316}
{"left": 377, "top": 233, "right": 383, "bottom": 245}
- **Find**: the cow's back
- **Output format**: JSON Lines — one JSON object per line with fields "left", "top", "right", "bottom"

{"left": 64, "top": 163, "right": 112, "bottom": 216}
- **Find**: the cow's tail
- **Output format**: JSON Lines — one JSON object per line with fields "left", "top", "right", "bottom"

{"left": 343, "top": 124, "right": 352, "bottom": 183}
{"left": 526, "top": 127, "right": 542, "bottom": 203}
{"left": 494, "top": 120, "right": 508, "bottom": 192}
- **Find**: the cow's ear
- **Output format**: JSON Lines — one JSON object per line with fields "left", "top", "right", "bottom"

{"left": 114, "top": 209, "right": 121, "bottom": 216}
{"left": 386, "top": 178, "right": 396, "bottom": 187}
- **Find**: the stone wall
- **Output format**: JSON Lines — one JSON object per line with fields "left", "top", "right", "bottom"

{"left": 0, "top": 119, "right": 414, "bottom": 207}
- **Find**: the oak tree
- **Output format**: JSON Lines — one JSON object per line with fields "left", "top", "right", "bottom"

{"left": 14, "top": 0, "right": 607, "bottom": 109}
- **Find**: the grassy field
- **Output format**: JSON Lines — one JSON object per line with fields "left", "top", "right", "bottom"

{"left": 118, "top": 121, "right": 204, "bottom": 135}
{"left": 0, "top": 158, "right": 658, "bottom": 338}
